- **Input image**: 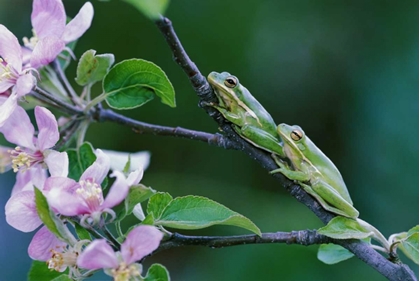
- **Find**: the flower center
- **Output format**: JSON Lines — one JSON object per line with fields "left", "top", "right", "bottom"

{"left": 111, "top": 262, "right": 140, "bottom": 281}
{"left": 76, "top": 179, "right": 104, "bottom": 210}
{"left": 22, "top": 29, "right": 39, "bottom": 50}
{"left": 47, "top": 247, "right": 78, "bottom": 272}
{"left": 0, "top": 58, "right": 16, "bottom": 82}
{"left": 9, "top": 146, "right": 44, "bottom": 172}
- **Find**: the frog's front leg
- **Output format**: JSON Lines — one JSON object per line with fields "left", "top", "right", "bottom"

{"left": 309, "top": 179, "right": 359, "bottom": 218}
{"left": 270, "top": 154, "right": 310, "bottom": 181}
{"left": 236, "top": 125, "right": 286, "bottom": 157}
{"left": 206, "top": 102, "right": 244, "bottom": 124}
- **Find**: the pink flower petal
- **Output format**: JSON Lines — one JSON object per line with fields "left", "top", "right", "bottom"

{"left": 5, "top": 190, "right": 42, "bottom": 232}
{"left": 77, "top": 240, "right": 118, "bottom": 270}
{"left": 30, "top": 36, "right": 65, "bottom": 69}
{"left": 44, "top": 177, "right": 90, "bottom": 216}
{"left": 102, "top": 171, "right": 130, "bottom": 209}
{"left": 0, "top": 79, "right": 14, "bottom": 93}
{"left": 21, "top": 46, "right": 32, "bottom": 66}
{"left": 62, "top": 2, "right": 94, "bottom": 43}
{"left": 31, "top": 0, "right": 66, "bottom": 38}
{"left": 44, "top": 150, "right": 68, "bottom": 177}
{"left": 0, "top": 98, "right": 35, "bottom": 148}
{"left": 28, "top": 226, "right": 67, "bottom": 261}
{"left": 121, "top": 225, "right": 163, "bottom": 264}
{"left": 0, "top": 93, "right": 18, "bottom": 128}
{"left": 35, "top": 106, "right": 59, "bottom": 151}
{"left": 80, "top": 149, "right": 110, "bottom": 184}
{"left": 0, "top": 24, "right": 22, "bottom": 72}
{"left": 12, "top": 166, "right": 47, "bottom": 195}
{"left": 15, "top": 72, "right": 36, "bottom": 97}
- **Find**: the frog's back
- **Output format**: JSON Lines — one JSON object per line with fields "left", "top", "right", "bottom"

{"left": 239, "top": 85, "right": 278, "bottom": 136}
{"left": 305, "top": 137, "right": 353, "bottom": 204}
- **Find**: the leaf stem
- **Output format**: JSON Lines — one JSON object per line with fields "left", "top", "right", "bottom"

{"left": 84, "top": 93, "right": 107, "bottom": 113}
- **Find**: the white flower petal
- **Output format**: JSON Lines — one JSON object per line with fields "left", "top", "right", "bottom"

{"left": 62, "top": 2, "right": 94, "bottom": 43}
{"left": 102, "top": 149, "right": 150, "bottom": 172}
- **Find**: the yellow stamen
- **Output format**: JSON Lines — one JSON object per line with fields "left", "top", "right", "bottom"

{"left": 47, "top": 247, "right": 78, "bottom": 272}
{"left": 112, "top": 262, "right": 140, "bottom": 281}
{"left": 76, "top": 180, "right": 104, "bottom": 208}
{"left": 9, "top": 147, "right": 34, "bottom": 173}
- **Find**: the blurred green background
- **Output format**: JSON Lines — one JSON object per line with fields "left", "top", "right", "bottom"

{"left": 0, "top": 0, "right": 418, "bottom": 280}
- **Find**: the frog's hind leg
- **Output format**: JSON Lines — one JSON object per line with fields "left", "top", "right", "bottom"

{"left": 302, "top": 182, "right": 359, "bottom": 218}
{"left": 238, "top": 125, "right": 285, "bottom": 157}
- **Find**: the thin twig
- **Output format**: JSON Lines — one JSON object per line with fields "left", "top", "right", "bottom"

{"left": 32, "top": 87, "right": 83, "bottom": 116}
{"left": 96, "top": 107, "right": 236, "bottom": 148}
{"left": 153, "top": 16, "right": 417, "bottom": 281}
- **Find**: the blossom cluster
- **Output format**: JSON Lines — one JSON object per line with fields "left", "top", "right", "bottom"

{"left": 0, "top": 1, "right": 163, "bottom": 280}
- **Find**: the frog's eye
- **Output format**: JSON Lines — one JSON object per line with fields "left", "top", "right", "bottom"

{"left": 291, "top": 130, "right": 303, "bottom": 141}
{"left": 224, "top": 76, "right": 238, "bottom": 88}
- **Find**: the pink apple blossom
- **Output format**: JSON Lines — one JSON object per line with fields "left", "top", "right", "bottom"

{"left": 28, "top": 226, "right": 86, "bottom": 277}
{"left": 0, "top": 104, "right": 68, "bottom": 177}
{"left": 3, "top": 105, "right": 68, "bottom": 232}
{"left": 0, "top": 26, "right": 36, "bottom": 126}
{"left": 44, "top": 149, "right": 144, "bottom": 224}
{"left": 77, "top": 225, "right": 163, "bottom": 279}
{"left": 26, "top": 0, "right": 94, "bottom": 69}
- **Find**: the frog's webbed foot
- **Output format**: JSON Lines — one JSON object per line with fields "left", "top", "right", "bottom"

{"left": 270, "top": 154, "right": 310, "bottom": 182}
{"left": 270, "top": 154, "right": 290, "bottom": 174}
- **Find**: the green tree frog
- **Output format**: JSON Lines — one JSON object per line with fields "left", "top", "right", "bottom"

{"left": 207, "top": 71, "right": 285, "bottom": 157}
{"left": 271, "top": 123, "right": 359, "bottom": 218}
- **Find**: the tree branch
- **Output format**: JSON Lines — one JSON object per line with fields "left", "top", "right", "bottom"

{"left": 153, "top": 16, "right": 417, "bottom": 281}
{"left": 157, "top": 230, "right": 330, "bottom": 252}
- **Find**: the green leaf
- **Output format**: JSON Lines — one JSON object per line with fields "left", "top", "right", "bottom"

{"left": 407, "top": 225, "right": 419, "bottom": 236}
{"left": 123, "top": 154, "right": 132, "bottom": 174}
{"left": 142, "top": 213, "right": 155, "bottom": 225}
{"left": 126, "top": 184, "right": 156, "bottom": 214}
{"left": 67, "top": 142, "right": 97, "bottom": 181}
{"left": 124, "top": 0, "right": 170, "bottom": 20}
{"left": 399, "top": 226, "right": 419, "bottom": 264}
{"left": 75, "top": 49, "right": 115, "bottom": 86}
{"left": 34, "top": 188, "right": 67, "bottom": 241}
{"left": 103, "top": 59, "right": 176, "bottom": 109}
{"left": 28, "top": 261, "right": 67, "bottom": 281}
{"left": 155, "top": 195, "right": 261, "bottom": 236}
{"left": 74, "top": 222, "right": 91, "bottom": 240}
{"left": 117, "top": 184, "right": 157, "bottom": 221}
{"left": 144, "top": 263, "right": 171, "bottom": 281}
{"left": 317, "top": 244, "right": 354, "bottom": 264}
{"left": 318, "top": 217, "right": 373, "bottom": 240}
{"left": 147, "top": 192, "right": 173, "bottom": 219}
